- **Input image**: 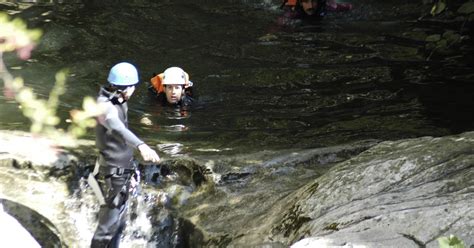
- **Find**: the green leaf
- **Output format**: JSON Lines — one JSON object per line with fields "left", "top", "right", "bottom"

{"left": 437, "top": 235, "right": 465, "bottom": 248}
{"left": 431, "top": 0, "right": 446, "bottom": 16}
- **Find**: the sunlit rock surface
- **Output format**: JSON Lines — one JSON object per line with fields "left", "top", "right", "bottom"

{"left": 270, "top": 131, "right": 474, "bottom": 247}
{"left": 0, "top": 130, "right": 210, "bottom": 247}
{"left": 0, "top": 130, "right": 96, "bottom": 247}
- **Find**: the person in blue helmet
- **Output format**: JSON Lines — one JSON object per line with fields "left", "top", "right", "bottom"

{"left": 90, "top": 62, "right": 160, "bottom": 248}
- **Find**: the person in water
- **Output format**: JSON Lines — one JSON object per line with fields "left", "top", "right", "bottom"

{"left": 278, "top": 0, "right": 353, "bottom": 25}
{"left": 91, "top": 62, "right": 160, "bottom": 248}
{"left": 148, "top": 67, "right": 194, "bottom": 107}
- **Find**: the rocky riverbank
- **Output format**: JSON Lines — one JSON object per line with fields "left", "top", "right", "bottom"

{"left": 2, "top": 130, "right": 471, "bottom": 247}
{"left": 181, "top": 131, "right": 474, "bottom": 247}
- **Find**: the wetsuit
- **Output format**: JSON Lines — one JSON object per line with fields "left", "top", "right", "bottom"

{"left": 147, "top": 84, "right": 195, "bottom": 108}
{"left": 91, "top": 87, "right": 144, "bottom": 248}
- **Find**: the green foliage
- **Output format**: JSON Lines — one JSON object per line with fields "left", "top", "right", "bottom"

{"left": 424, "top": 29, "right": 464, "bottom": 60}
{"left": 0, "top": 12, "right": 42, "bottom": 54}
{"left": 438, "top": 235, "right": 465, "bottom": 248}
{"left": 0, "top": 12, "right": 102, "bottom": 147}
{"left": 68, "top": 96, "right": 103, "bottom": 138}
{"left": 431, "top": 0, "right": 447, "bottom": 16}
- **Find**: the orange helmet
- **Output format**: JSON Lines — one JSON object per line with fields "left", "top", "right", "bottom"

{"left": 285, "top": 0, "right": 298, "bottom": 6}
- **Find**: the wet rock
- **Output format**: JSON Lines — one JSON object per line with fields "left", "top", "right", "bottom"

{"left": 0, "top": 130, "right": 93, "bottom": 246}
{"left": 181, "top": 140, "right": 377, "bottom": 246}
{"left": 0, "top": 202, "right": 41, "bottom": 248}
{"left": 181, "top": 132, "right": 473, "bottom": 247}
{"left": 0, "top": 199, "right": 61, "bottom": 247}
{"left": 140, "top": 157, "right": 209, "bottom": 188}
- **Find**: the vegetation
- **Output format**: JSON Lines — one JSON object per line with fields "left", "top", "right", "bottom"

{"left": 438, "top": 235, "right": 465, "bottom": 248}
{"left": 424, "top": 0, "right": 474, "bottom": 60}
{"left": 0, "top": 12, "right": 101, "bottom": 146}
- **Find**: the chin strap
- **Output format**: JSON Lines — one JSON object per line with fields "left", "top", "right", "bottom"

{"left": 108, "top": 91, "right": 127, "bottom": 105}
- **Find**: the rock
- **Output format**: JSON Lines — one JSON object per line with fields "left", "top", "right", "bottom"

{"left": 267, "top": 132, "right": 474, "bottom": 247}
{"left": 0, "top": 130, "right": 96, "bottom": 247}
{"left": 0, "top": 198, "right": 61, "bottom": 247}
{"left": 180, "top": 140, "right": 378, "bottom": 247}
{"left": 0, "top": 130, "right": 211, "bottom": 246}
{"left": 0, "top": 202, "right": 41, "bottom": 248}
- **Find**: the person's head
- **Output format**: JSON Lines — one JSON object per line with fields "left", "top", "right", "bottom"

{"left": 300, "top": 0, "right": 319, "bottom": 15}
{"left": 162, "top": 67, "right": 186, "bottom": 104}
{"left": 107, "top": 62, "right": 139, "bottom": 102}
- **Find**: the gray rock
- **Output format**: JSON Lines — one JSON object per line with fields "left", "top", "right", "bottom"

{"left": 268, "top": 132, "right": 474, "bottom": 247}
{"left": 0, "top": 203, "right": 41, "bottom": 248}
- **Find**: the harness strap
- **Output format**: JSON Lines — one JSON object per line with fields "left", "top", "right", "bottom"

{"left": 88, "top": 159, "right": 106, "bottom": 205}
{"left": 102, "top": 167, "right": 134, "bottom": 177}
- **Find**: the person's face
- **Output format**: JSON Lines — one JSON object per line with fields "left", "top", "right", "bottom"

{"left": 301, "top": 0, "right": 318, "bottom": 15}
{"left": 165, "top": 84, "right": 184, "bottom": 104}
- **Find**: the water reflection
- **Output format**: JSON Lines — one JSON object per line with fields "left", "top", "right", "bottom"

{"left": 157, "top": 143, "right": 183, "bottom": 156}
{"left": 1, "top": 0, "right": 473, "bottom": 155}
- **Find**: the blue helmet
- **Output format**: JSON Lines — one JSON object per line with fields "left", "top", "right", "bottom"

{"left": 107, "top": 62, "right": 139, "bottom": 86}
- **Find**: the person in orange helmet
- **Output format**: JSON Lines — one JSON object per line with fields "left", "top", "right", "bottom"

{"left": 278, "top": 0, "right": 352, "bottom": 26}
{"left": 148, "top": 67, "right": 194, "bottom": 107}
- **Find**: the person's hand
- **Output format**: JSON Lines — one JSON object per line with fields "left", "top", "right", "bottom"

{"left": 138, "top": 143, "right": 160, "bottom": 163}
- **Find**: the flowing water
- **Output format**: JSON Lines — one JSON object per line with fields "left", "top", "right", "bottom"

{"left": 1, "top": 0, "right": 474, "bottom": 246}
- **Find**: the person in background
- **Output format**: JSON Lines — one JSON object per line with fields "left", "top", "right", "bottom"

{"left": 278, "top": 0, "right": 353, "bottom": 26}
{"left": 91, "top": 62, "right": 160, "bottom": 248}
{"left": 148, "top": 67, "right": 194, "bottom": 108}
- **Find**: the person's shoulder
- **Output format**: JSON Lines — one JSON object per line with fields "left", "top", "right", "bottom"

{"left": 181, "top": 95, "right": 194, "bottom": 107}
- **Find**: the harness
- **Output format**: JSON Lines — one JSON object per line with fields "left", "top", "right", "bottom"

{"left": 88, "top": 158, "right": 140, "bottom": 206}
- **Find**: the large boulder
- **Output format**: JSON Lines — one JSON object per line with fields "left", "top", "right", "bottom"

{"left": 266, "top": 131, "right": 474, "bottom": 247}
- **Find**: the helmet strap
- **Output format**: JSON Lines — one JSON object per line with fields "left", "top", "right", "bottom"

{"left": 109, "top": 92, "right": 127, "bottom": 105}
{"left": 106, "top": 84, "right": 128, "bottom": 105}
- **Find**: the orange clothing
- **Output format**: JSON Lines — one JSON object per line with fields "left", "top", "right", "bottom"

{"left": 286, "top": 0, "right": 297, "bottom": 6}
{"left": 150, "top": 73, "right": 165, "bottom": 94}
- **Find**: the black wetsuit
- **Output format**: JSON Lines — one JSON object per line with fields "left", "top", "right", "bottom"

{"left": 91, "top": 87, "right": 143, "bottom": 248}
{"left": 148, "top": 84, "right": 195, "bottom": 108}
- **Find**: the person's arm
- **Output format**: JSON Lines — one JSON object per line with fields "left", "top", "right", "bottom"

{"left": 101, "top": 108, "right": 143, "bottom": 147}
{"left": 137, "top": 143, "right": 160, "bottom": 162}
{"left": 99, "top": 104, "right": 160, "bottom": 163}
